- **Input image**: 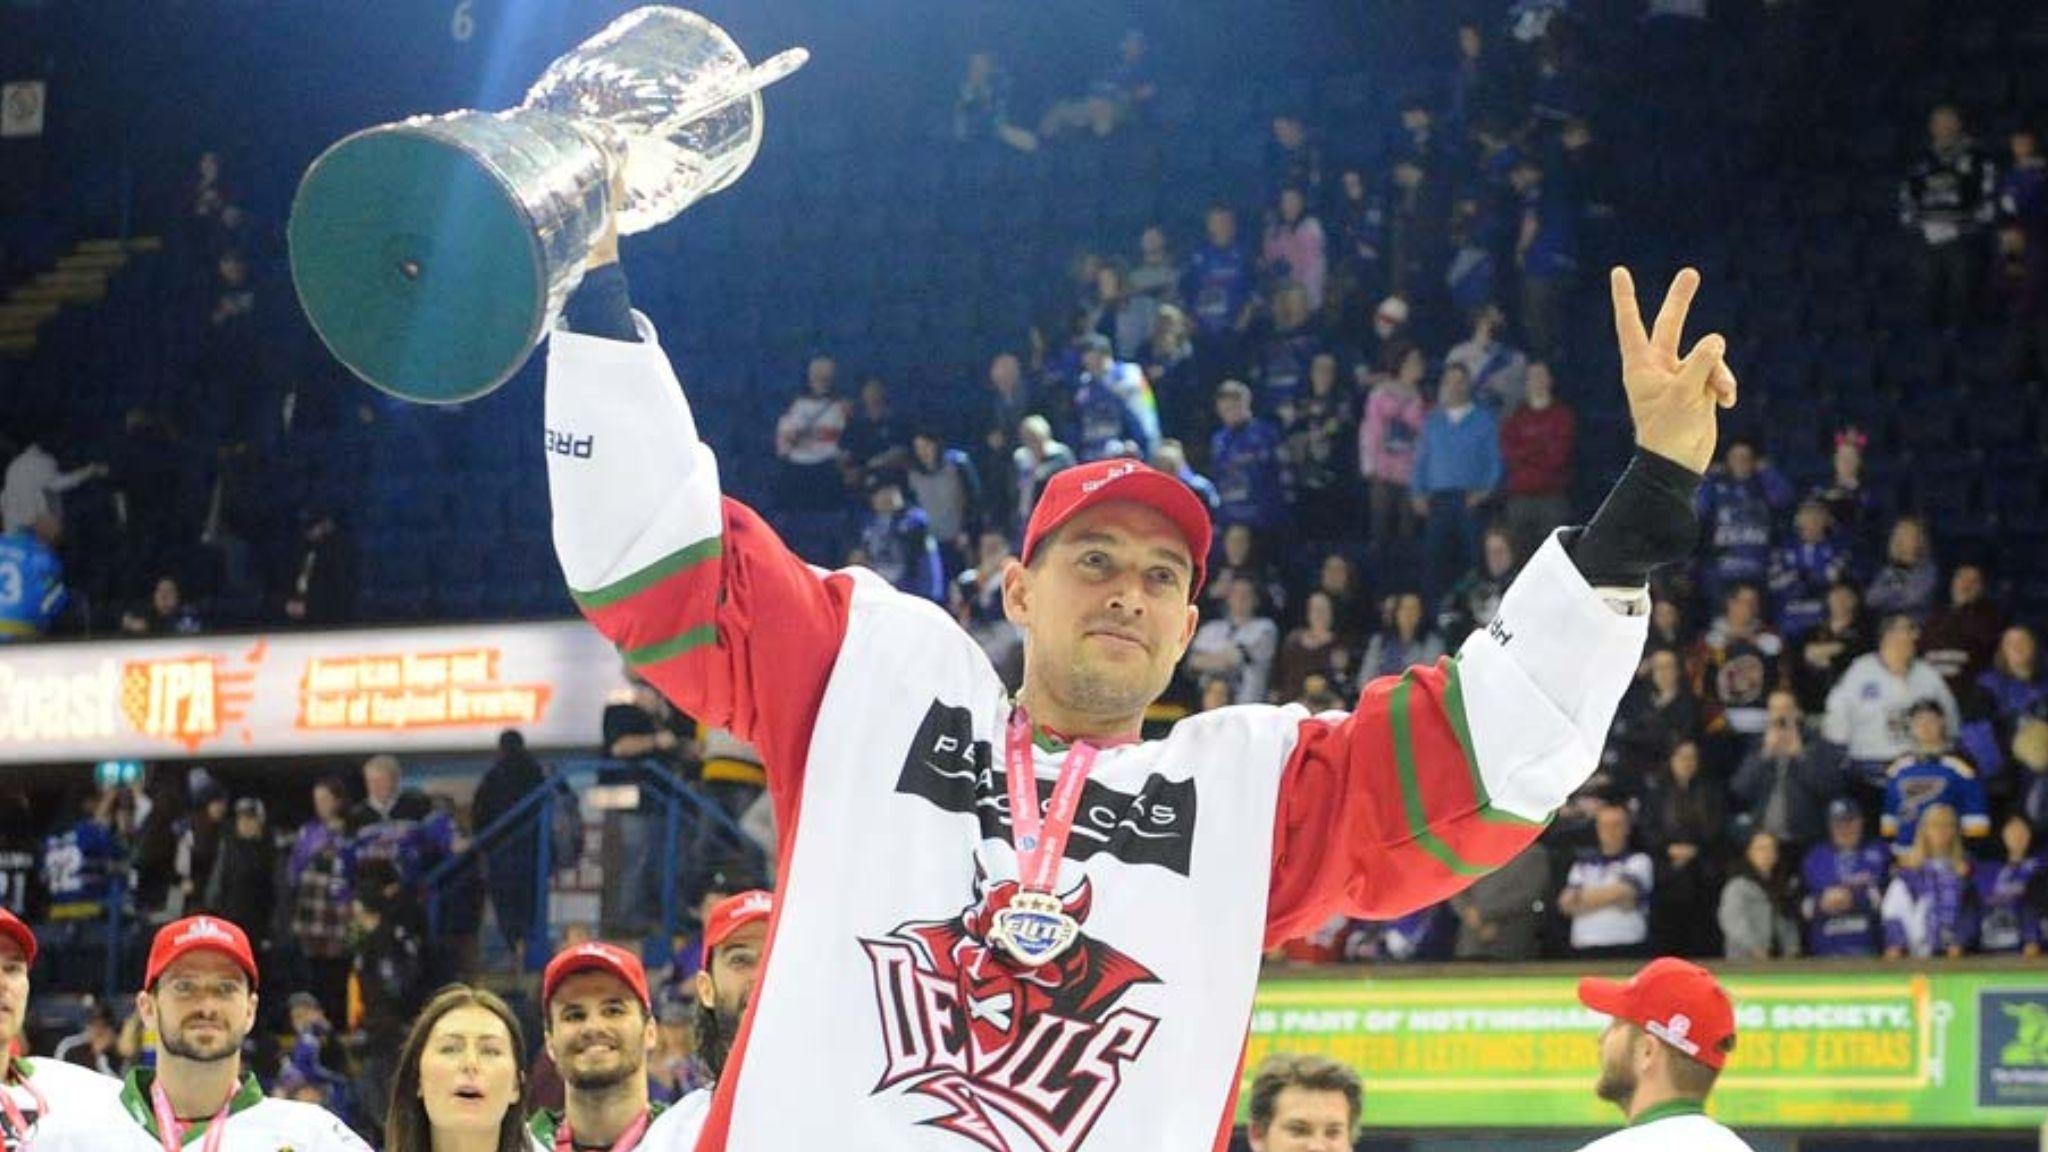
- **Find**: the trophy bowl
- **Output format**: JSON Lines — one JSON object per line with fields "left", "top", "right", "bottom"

{"left": 287, "top": 7, "right": 806, "bottom": 404}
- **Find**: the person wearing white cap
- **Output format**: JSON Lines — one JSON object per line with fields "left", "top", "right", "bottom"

{"left": 34, "top": 915, "right": 371, "bottom": 1152}
{"left": 0, "top": 907, "right": 120, "bottom": 1150}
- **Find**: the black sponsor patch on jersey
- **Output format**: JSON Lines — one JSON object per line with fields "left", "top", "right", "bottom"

{"left": 895, "top": 701, "right": 1197, "bottom": 875}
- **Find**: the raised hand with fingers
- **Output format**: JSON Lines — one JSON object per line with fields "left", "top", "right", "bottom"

{"left": 1609, "top": 266, "right": 1738, "bottom": 474}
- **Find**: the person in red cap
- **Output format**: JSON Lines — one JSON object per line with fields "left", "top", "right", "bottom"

{"left": 0, "top": 907, "right": 120, "bottom": 1150}
{"left": 529, "top": 940, "right": 663, "bottom": 1150}
{"left": 1573, "top": 957, "right": 1754, "bottom": 1151}
{"left": 542, "top": 195, "right": 1735, "bottom": 1150}
{"left": 36, "top": 914, "right": 370, "bottom": 1152}
{"left": 642, "top": 890, "right": 773, "bottom": 1151}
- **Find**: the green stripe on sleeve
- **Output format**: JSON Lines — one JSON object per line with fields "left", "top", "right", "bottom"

{"left": 570, "top": 536, "right": 723, "bottom": 611}
{"left": 622, "top": 624, "right": 717, "bottom": 667}
{"left": 1388, "top": 675, "right": 1493, "bottom": 877}
{"left": 1441, "top": 659, "right": 1548, "bottom": 828}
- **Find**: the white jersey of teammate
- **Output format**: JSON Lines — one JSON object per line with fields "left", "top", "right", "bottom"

{"left": 1, "top": 1056, "right": 120, "bottom": 1149}
{"left": 1573, "top": 1102, "right": 1755, "bottom": 1152}
{"left": 32, "top": 1069, "right": 372, "bottom": 1152}
{"left": 642, "top": 1088, "right": 712, "bottom": 1150}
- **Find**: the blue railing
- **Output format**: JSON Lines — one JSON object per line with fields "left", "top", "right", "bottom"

{"left": 422, "top": 758, "right": 767, "bottom": 968}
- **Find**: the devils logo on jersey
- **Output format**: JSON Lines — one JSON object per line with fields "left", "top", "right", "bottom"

{"left": 861, "top": 870, "right": 1159, "bottom": 1152}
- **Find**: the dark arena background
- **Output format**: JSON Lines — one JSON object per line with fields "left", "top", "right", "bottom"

{"left": 2, "top": 0, "right": 2047, "bottom": 1149}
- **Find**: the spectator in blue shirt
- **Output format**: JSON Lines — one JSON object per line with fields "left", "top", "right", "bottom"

{"left": 1209, "top": 380, "right": 1287, "bottom": 533}
{"left": 1977, "top": 813, "right": 2045, "bottom": 956}
{"left": 1768, "top": 498, "right": 1853, "bottom": 639}
{"left": 1696, "top": 438, "right": 1793, "bottom": 602}
{"left": 1799, "top": 800, "right": 1892, "bottom": 958}
{"left": 1411, "top": 364, "right": 1501, "bottom": 603}
{"left": 1510, "top": 158, "right": 1577, "bottom": 362}
{"left": 858, "top": 475, "right": 946, "bottom": 604}
{"left": 1182, "top": 205, "right": 1255, "bottom": 342}
{"left": 1882, "top": 700, "right": 1992, "bottom": 851}
{"left": 1071, "top": 334, "right": 1159, "bottom": 462}
{"left": 0, "top": 514, "right": 66, "bottom": 640}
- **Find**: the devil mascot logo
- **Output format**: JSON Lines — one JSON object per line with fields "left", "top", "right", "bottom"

{"left": 861, "top": 867, "right": 1161, "bottom": 1152}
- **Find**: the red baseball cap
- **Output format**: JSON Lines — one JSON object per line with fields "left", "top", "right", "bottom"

{"left": 1578, "top": 957, "right": 1737, "bottom": 1070}
{"left": 704, "top": 890, "right": 774, "bottom": 955}
{"left": 0, "top": 908, "right": 36, "bottom": 967}
{"left": 1021, "top": 459, "right": 1213, "bottom": 598}
{"left": 146, "top": 916, "right": 258, "bottom": 989}
{"left": 543, "top": 941, "right": 651, "bottom": 1010}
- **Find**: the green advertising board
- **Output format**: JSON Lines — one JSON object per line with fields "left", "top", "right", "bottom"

{"left": 1245, "top": 969, "right": 2048, "bottom": 1129}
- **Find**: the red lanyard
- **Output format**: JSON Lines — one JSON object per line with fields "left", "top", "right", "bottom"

{"left": 1003, "top": 710, "right": 1100, "bottom": 894}
{"left": 150, "top": 1079, "right": 233, "bottom": 1152}
{"left": 0, "top": 1061, "right": 50, "bottom": 1144}
{"left": 553, "top": 1108, "right": 650, "bottom": 1152}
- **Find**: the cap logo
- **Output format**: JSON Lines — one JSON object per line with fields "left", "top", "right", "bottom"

{"left": 738, "top": 892, "right": 772, "bottom": 916}
{"left": 1646, "top": 1014, "right": 1701, "bottom": 1056}
{"left": 176, "top": 917, "right": 235, "bottom": 947}
{"left": 1080, "top": 462, "right": 1140, "bottom": 494}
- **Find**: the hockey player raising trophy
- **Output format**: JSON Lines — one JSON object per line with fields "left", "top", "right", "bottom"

{"left": 287, "top": 6, "right": 807, "bottom": 403}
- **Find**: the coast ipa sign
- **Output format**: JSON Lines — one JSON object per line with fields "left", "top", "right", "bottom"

{"left": 0, "top": 622, "right": 620, "bottom": 762}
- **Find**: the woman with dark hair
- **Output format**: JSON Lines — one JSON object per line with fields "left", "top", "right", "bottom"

{"left": 1719, "top": 830, "right": 1802, "bottom": 959}
{"left": 1640, "top": 739, "right": 1728, "bottom": 958}
{"left": 385, "top": 985, "right": 536, "bottom": 1152}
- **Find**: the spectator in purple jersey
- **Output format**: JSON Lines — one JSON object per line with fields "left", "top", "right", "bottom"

{"left": 1208, "top": 380, "right": 1288, "bottom": 532}
{"left": 1183, "top": 205, "right": 1255, "bottom": 346}
{"left": 1800, "top": 800, "right": 1891, "bottom": 957}
{"left": 1999, "top": 127, "right": 2048, "bottom": 229}
{"left": 1768, "top": 498, "right": 1852, "bottom": 639}
{"left": 1979, "top": 626, "right": 2048, "bottom": 740}
{"left": 1883, "top": 804, "right": 1976, "bottom": 958}
{"left": 1695, "top": 438, "right": 1792, "bottom": 601}
{"left": 1975, "top": 814, "right": 2045, "bottom": 956}
{"left": 346, "top": 754, "right": 447, "bottom": 893}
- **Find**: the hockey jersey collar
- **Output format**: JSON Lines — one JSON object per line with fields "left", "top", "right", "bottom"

{"left": 1627, "top": 1097, "right": 1706, "bottom": 1128}
{"left": 118, "top": 1068, "right": 266, "bottom": 1142}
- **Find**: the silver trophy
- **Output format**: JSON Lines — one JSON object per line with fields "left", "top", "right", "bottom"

{"left": 288, "top": 7, "right": 806, "bottom": 403}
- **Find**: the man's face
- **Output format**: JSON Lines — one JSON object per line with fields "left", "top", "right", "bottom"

{"left": 1881, "top": 622, "right": 1919, "bottom": 666}
{"left": 1725, "top": 443, "right": 1756, "bottom": 479}
{"left": 913, "top": 436, "right": 940, "bottom": 468}
{"left": 365, "top": 764, "right": 399, "bottom": 806}
{"left": 1217, "top": 392, "right": 1249, "bottom": 427}
{"left": 545, "top": 972, "right": 654, "bottom": 1092}
{"left": 1930, "top": 107, "right": 1962, "bottom": 148}
{"left": 1084, "top": 347, "right": 1110, "bottom": 377}
{"left": 143, "top": 953, "right": 255, "bottom": 1063}
{"left": 861, "top": 380, "right": 888, "bottom": 413}
{"left": 870, "top": 484, "right": 904, "bottom": 515}
{"left": 234, "top": 811, "right": 263, "bottom": 838}
{"left": 1827, "top": 584, "right": 1858, "bottom": 621}
{"left": 1795, "top": 503, "right": 1829, "bottom": 542}
{"left": 0, "top": 939, "right": 27, "bottom": 1050}
{"left": 1206, "top": 210, "right": 1236, "bottom": 246}
{"left": 1910, "top": 708, "right": 1945, "bottom": 749}
{"left": 1250, "top": 1086, "right": 1353, "bottom": 1152}
{"left": 1003, "top": 502, "right": 1200, "bottom": 726}
{"left": 1439, "top": 368, "right": 1471, "bottom": 407}
{"left": 1766, "top": 691, "right": 1799, "bottom": 729}
{"left": 1227, "top": 579, "right": 1258, "bottom": 620}
{"left": 1593, "top": 1020, "right": 1641, "bottom": 1111}
{"left": 695, "top": 922, "right": 767, "bottom": 1044}
{"left": 1141, "top": 227, "right": 1166, "bottom": 260}
{"left": 989, "top": 353, "right": 1020, "bottom": 390}
{"left": 1726, "top": 587, "right": 1759, "bottom": 629}
{"left": 1830, "top": 813, "right": 1864, "bottom": 849}
{"left": 153, "top": 578, "right": 181, "bottom": 615}
{"left": 1951, "top": 566, "right": 1983, "bottom": 606}
{"left": 806, "top": 357, "right": 835, "bottom": 393}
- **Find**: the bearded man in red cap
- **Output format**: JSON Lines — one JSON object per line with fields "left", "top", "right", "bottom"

{"left": 540, "top": 195, "right": 1736, "bottom": 1151}
{"left": 36, "top": 915, "right": 369, "bottom": 1152}
{"left": 530, "top": 940, "right": 664, "bottom": 1150}
{"left": 642, "top": 890, "right": 772, "bottom": 1151}
{"left": 1574, "top": 957, "right": 1754, "bottom": 1151}
{"left": 0, "top": 908, "right": 119, "bottom": 1150}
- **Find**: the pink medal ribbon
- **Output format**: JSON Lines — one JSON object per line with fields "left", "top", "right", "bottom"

{"left": 149, "top": 1080, "right": 233, "bottom": 1152}
{"left": 553, "top": 1108, "right": 651, "bottom": 1152}
{"left": 993, "top": 709, "right": 1100, "bottom": 965}
{"left": 0, "top": 1060, "right": 50, "bottom": 1146}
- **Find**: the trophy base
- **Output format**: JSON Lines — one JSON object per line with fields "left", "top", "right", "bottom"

{"left": 289, "top": 127, "right": 550, "bottom": 404}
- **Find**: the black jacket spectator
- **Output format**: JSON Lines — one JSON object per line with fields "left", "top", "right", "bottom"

{"left": 472, "top": 730, "right": 548, "bottom": 954}
{"left": 1639, "top": 741, "right": 1728, "bottom": 959}
{"left": 285, "top": 512, "right": 356, "bottom": 625}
